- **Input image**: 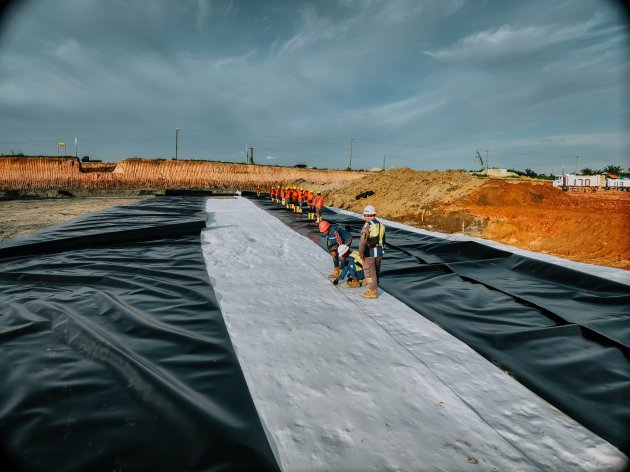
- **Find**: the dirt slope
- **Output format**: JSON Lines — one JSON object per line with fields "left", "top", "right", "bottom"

{"left": 315, "top": 169, "right": 629, "bottom": 270}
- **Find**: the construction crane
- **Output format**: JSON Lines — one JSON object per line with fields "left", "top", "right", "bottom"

{"left": 475, "top": 151, "right": 485, "bottom": 170}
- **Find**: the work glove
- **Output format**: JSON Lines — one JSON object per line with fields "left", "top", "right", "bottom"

{"left": 332, "top": 279, "right": 339, "bottom": 286}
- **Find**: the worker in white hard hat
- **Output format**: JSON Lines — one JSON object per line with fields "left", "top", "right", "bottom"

{"left": 358, "top": 204, "right": 385, "bottom": 299}
{"left": 332, "top": 244, "right": 365, "bottom": 288}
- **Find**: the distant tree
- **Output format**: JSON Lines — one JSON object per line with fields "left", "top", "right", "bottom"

{"left": 580, "top": 167, "right": 599, "bottom": 175}
{"left": 602, "top": 164, "right": 624, "bottom": 176}
{"left": 506, "top": 168, "right": 554, "bottom": 180}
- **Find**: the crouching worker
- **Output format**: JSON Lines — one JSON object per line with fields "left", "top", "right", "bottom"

{"left": 332, "top": 244, "right": 365, "bottom": 288}
{"left": 359, "top": 205, "right": 386, "bottom": 299}
{"left": 319, "top": 220, "right": 352, "bottom": 279}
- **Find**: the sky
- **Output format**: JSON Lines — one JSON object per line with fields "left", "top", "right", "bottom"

{"left": 0, "top": 0, "right": 628, "bottom": 174}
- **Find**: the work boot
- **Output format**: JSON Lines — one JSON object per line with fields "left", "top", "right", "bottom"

{"left": 361, "top": 288, "right": 378, "bottom": 299}
{"left": 327, "top": 267, "right": 342, "bottom": 279}
{"left": 346, "top": 279, "right": 360, "bottom": 288}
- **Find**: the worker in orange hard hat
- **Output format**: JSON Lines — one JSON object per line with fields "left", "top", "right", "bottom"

{"left": 319, "top": 219, "right": 353, "bottom": 279}
{"left": 358, "top": 205, "right": 386, "bottom": 299}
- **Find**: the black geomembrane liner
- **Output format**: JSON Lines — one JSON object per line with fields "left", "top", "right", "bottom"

{"left": 0, "top": 196, "right": 280, "bottom": 471}
{"left": 250, "top": 194, "right": 630, "bottom": 455}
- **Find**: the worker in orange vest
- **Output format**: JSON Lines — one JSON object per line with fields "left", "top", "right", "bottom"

{"left": 297, "top": 188, "right": 304, "bottom": 213}
{"left": 306, "top": 190, "right": 315, "bottom": 220}
{"left": 291, "top": 187, "right": 297, "bottom": 213}
{"left": 314, "top": 191, "right": 324, "bottom": 223}
{"left": 284, "top": 187, "right": 291, "bottom": 209}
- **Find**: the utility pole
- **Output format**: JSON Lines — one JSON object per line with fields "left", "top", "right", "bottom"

{"left": 348, "top": 137, "right": 354, "bottom": 170}
{"left": 484, "top": 150, "right": 489, "bottom": 172}
{"left": 175, "top": 128, "right": 181, "bottom": 160}
{"left": 383, "top": 154, "right": 386, "bottom": 171}
{"left": 74, "top": 137, "right": 78, "bottom": 158}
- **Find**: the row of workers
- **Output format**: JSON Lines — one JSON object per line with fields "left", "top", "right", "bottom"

{"left": 269, "top": 186, "right": 325, "bottom": 222}
{"left": 267, "top": 187, "right": 386, "bottom": 299}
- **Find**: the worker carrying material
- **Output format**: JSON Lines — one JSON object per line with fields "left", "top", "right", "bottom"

{"left": 319, "top": 220, "right": 353, "bottom": 279}
{"left": 332, "top": 244, "right": 365, "bottom": 288}
{"left": 358, "top": 205, "right": 386, "bottom": 299}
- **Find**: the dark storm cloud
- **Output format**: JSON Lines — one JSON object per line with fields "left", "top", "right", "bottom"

{"left": 0, "top": 0, "right": 627, "bottom": 172}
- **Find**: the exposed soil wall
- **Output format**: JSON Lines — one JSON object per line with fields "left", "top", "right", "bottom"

{"left": 0, "top": 156, "right": 366, "bottom": 191}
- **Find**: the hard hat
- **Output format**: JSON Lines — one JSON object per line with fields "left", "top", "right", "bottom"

{"left": 337, "top": 244, "right": 350, "bottom": 256}
{"left": 318, "top": 221, "right": 330, "bottom": 233}
{"left": 363, "top": 205, "right": 376, "bottom": 215}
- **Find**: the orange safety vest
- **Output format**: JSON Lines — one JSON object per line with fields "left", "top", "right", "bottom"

{"left": 315, "top": 195, "right": 324, "bottom": 209}
{"left": 307, "top": 191, "right": 314, "bottom": 204}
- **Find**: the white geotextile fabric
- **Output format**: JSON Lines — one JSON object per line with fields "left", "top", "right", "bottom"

{"left": 201, "top": 197, "right": 627, "bottom": 472}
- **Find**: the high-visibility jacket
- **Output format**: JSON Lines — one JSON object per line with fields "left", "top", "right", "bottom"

{"left": 338, "top": 251, "right": 364, "bottom": 282}
{"left": 307, "top": 192, "right": 314, "bottom": 204}
{"left": 315, "top": 195, "right": 324, "bottom": 209}
{"left": 365, "top": 219, "right": 385, "bottom": 257}
{"left": 349, "top": 250, "right": 363, "bottom": 268}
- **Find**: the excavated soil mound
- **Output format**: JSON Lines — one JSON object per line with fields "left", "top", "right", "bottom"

{"left": 461, "top": 180, "right": 630, "bottom": 269}
{"left": 324, "top": 168, "right": 485, "bottom": 222}
{"left": 320, "top": 169, "right": 630, "bottom": 270}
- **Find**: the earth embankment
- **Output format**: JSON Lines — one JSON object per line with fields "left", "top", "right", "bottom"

{"left": 0, "top": 156, "right": 365, "bottom": 191}
{"left": 1, "top": 157, "right": 628, "bottom": 270}
{"left": 321, "top": 169, "right": 629, "bottom": 270}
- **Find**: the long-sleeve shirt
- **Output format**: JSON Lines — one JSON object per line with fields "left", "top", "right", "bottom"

{"left": 326, "top": 225, "right": 352, "bottom": 250}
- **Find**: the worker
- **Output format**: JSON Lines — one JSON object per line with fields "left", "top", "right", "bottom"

{"left": 358, "top": 205, "right": 386, "bottom": 299}
{"left": 256, "top": 185, "right": 261, "bottom": 197}
{"left": 291, "top": 187, "right": 298, "bottom": 212}
{"left": 306, "top": 190, "right": 315, "bottom": 220}
{"left": 314, "top": 191, "right": 324, "bottom": 223}
{"left": 297, "top": 188, "right": 304, "bottom": 213}
{"left": 332, "top": 244, "right": 365, "bottom": 288}
{"left": 284, "top": 187, "right": 291, "bottom": 209}
{"left": 319, "top": 220, "right": 352, "bottom": 279}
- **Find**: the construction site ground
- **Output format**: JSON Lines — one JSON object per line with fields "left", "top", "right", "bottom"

{"left": 1, "top": 168, "right": 628, "bottom": 270}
